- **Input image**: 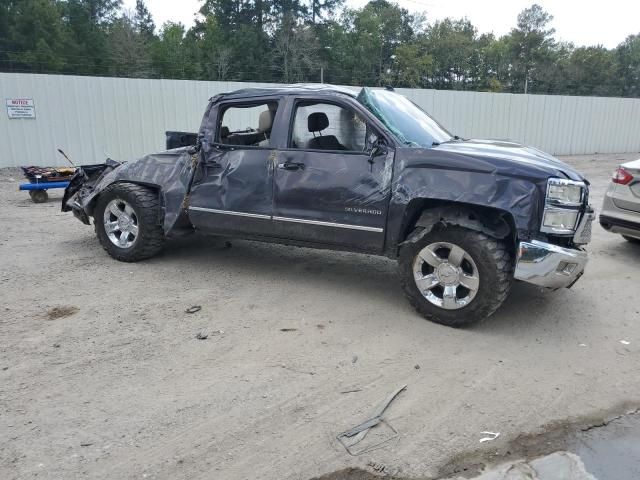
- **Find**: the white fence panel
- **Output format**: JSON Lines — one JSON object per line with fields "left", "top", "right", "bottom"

{"left": 1, "top": 72, "right": 639, "bottom": 168}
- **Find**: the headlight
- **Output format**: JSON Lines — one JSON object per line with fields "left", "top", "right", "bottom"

{"left": 546, "top": 178, "right": 584, "bottom": 206}
{"left": 542, "top": 209, "right": 579, "bottom": 234}
{"left": 540, "top": 178, "right": 586, "bottom": 235}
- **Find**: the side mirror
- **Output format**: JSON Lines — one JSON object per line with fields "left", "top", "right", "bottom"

{"left": 368, "top": 135, "right": 386, "bottom": 160}
{"left": 366, "top": 133, "right": 379, "bottom": 152}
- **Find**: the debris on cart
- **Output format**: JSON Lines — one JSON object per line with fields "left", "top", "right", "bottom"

{"left": 19, "top": 149, "right": 77, "bottom": 203}
{"left": 19, "top": 166, "right": 77, "bottom": 203}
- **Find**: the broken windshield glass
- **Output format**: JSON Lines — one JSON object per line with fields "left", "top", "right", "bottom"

{"left": 357, "top": 87, "right": 453, "bottom": 148}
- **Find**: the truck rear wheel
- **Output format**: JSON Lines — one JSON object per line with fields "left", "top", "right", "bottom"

{"left": 399, "top": 226, "right": 513, "bottom": 327}
{"left": 94, "top": 183, "right": 165, "bottom": 262}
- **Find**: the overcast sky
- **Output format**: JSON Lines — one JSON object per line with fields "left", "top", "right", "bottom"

{"left": 123, "top": 0, "right": 639, "bottom": 49}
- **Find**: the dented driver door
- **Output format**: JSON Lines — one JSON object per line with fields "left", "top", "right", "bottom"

{"left": 272, "top": 148, "right": 392, "bottom": 252}
{"left": 186, "top": 98, "right": 282, "bottom": 237}
{"left": 186, "top": 146, "right": 276, "bottom": 237}
{"left": 271, "top": 97, "right": 394, "bottom": 253}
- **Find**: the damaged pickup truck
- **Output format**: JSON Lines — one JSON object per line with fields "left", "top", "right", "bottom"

{"left": 63, "top": 85, "right": 594, "bottom": 326}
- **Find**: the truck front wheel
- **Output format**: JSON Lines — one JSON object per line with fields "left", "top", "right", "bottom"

{"left": 94, "top": 183, "right": 165, "bottom": 262}
{"left": 399, "top": 226, "right": 513, "bottom": 327}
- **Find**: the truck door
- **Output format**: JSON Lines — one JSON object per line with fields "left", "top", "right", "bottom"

{"left": 187, "top": 99, "right": 279, "bottom": 237}
{"left": 272, "top": 98, "right": 393, "bottom": 253}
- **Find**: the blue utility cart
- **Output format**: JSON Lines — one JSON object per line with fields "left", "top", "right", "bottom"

{"left": 19, "top": 166, "right": 75, "bottom": 203}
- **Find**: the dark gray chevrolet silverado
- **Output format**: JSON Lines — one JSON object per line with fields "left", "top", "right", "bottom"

{"left": 63, "top": 85, "right": 594, "bottom": 326}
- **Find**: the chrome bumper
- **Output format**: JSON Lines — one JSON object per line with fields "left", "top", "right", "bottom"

{"left": 514, "top": 240, "right": 588, "bottom": 289}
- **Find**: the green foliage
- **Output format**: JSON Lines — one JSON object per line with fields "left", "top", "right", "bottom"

{"left": 423, "top": 18, "right": 477, "bottom": 89}
{"left": 272, "top": 15, "right": 320, "bottom": 82}
{"left": 390, "top": 43, "right": 433, "bottom": 88}
{"left": 508, "top": 3, "right": 555, "bottom": 93}
{"left": 337, "top": 0, "right": 415, "bottom": 86}
{"left": 1, "top": 0, "right": 70, "bottom": 72}
{"left": 564, "top": 46, "right": 617, "bottom": 96}
{"left": 617, "top": 34, "right": 640, "bottom": 97}
{"left": 107, "top": 14, "right": 151, "bottom": 77}
{"left": 61, "top": 0, "right": 122, "bottom": 75}
{"left": 134, "top": 0, "right": 155, "bottom": 40}
{"left": 0, "top": 0, "right": 639, "bottom": 97}
{"left": 151, "top": 22, "right": 192, "bottom": 79}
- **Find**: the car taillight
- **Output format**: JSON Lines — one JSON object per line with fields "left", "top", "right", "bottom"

{"left": 612, "top": 167, "right": 634, "bottom": 185}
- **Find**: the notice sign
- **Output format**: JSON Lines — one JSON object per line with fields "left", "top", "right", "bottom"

{"left": 6, "top": 98, "right": 36, "bottom": 119}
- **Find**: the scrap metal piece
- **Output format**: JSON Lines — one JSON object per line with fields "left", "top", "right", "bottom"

{"left": 341, "top": 416, "right": 384, "bottom": 438}
{"left": 479, "top": 431, "right": 500, "bottom": 443}
{"left": 336, "top": 384, "right": 407, "bottom": 456}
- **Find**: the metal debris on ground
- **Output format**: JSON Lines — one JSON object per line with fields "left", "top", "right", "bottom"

{"left": 195, "top": 331, "right": 208, "bottom": 340}
{"left": 340, "top": 389, "right": 363, "bottom": 394}
{"left": 367, "top": 460, "right": 387, "bottom": 473}
{"left": 280, "top": 328, "right": 298, "bottom": 332}
{"left": 620, "top": 340, "right": 631, "bottom": 345}
{"left": 479, "top": 431, "right": 500, "bottom": 443}
{"left": 185, "top": 306, "right": 201, "bottom": 314}
{"left": 336, "top": 384, "right": 407, "bottom": 456}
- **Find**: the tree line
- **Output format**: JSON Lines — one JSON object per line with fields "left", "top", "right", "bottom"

{"left": 1, "top": 0, "right": 639, "bottom": 97}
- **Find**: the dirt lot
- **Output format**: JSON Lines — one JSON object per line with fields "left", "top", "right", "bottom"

{"left": 1, "top": 153, "right": 639, "bottom": 480}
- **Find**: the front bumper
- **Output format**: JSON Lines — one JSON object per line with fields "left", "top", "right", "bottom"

{"left": 514, "top": 240, "right": 588, "bottom": 289}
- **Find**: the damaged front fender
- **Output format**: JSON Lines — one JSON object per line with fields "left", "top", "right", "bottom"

{"left": 384, "top": 147, "right": 554, "bottom": 256}
{"left": 62, "top": 148, "right": 199, "bottom": 235}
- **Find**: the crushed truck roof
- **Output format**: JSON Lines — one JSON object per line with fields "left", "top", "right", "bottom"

{"left": 213, "top": 84, "right": 360, "bottom": 101}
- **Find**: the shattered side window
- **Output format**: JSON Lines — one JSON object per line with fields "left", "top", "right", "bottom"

{"left": 217, "top": 101, "right": 278, "bottom": 148}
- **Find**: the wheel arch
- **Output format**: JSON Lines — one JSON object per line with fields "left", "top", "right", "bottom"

{"left": 86, "top": 180, "right": 163, "bottom": 217}
{"left": 397, "top": 199, "right": 517, "bottom": 255}
{"left": 92, "top": 181, "right": 166, "bottom": 262}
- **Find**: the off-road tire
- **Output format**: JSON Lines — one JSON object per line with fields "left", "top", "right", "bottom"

{"left": 622, "top": 235, "right": 640, "bottom": 244}
{"left": 399, "top": 225, "right": 513, "bottom": 327}
{"left": 94, "top": 183, "right": 165, "bottom": 262}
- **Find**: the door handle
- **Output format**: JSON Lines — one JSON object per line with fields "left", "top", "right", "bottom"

{"left": 278, "top": 162, "right": 305, "bottom": 171}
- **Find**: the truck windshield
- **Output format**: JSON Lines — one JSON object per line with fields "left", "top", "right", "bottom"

{"left": 357, "top": 87, "right": 453, "bottom": 147}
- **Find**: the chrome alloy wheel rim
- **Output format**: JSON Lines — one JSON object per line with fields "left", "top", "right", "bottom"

{"left": 413, "top": 242, "right": 480, "bottom": 310}
{"left": 103, "top": 199, "right": 139, "bottom": 248}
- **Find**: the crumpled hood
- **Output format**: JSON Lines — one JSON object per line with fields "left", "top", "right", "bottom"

{"left": 434, "top": 139, "right": 586, "bottom": 182}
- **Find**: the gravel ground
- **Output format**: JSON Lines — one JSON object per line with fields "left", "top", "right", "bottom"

{"left": 1, "top": 153, "right": 639, "bottom": 480}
